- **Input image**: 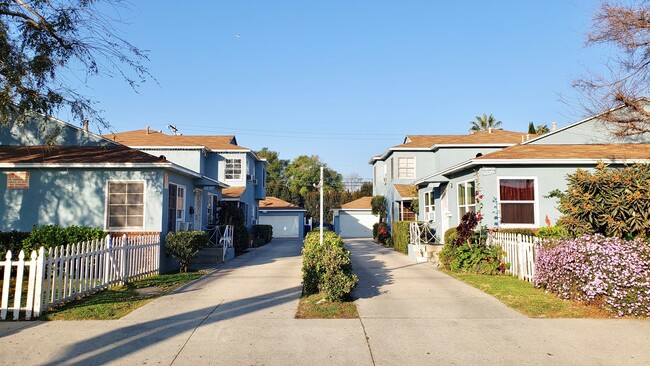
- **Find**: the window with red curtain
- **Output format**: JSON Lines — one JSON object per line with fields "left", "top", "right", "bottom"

{"left": 499, "top": 179, "right": 535, "bottom": 225}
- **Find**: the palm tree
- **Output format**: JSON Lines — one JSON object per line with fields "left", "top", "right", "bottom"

{"left": 535, "top": 124, "right": 550, "bottom": 135}
{"left": 469, "top": 113, "right": 502, "bottom": 132}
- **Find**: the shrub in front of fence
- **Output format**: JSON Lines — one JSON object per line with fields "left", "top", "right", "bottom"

{"left": 535, "top": 225, "right": 570, "bottom": 239}
{"left": 301, "top": 230, "right": 358, "bottom": 301}
{"left": 165, "top": 231, "right": 208, "bottom": 273}
{"left": 534, "top": 234, "right": 650, "bottom": 317}
{"left": 0, "top": 231, "right": 30, "bottom": 259}
{"left": 252, "top": 224, "right": 273, "bottom": 246}
{"left": 496, "top": 227, "right": 538, "bottom": 237}
{"left": 21, "top": 225, "right": 105, "bottom": 253}
{"left": 391, "top": 221, "right": 410, "bottom": 254}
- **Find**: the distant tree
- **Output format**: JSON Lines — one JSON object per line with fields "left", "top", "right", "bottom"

{"left": 573, "top": 0, "right": 650, "bottom": 136}
{"left": 343, "top": 173, "right": 364, "bottom": 192}
{"left": 256, "top": 148, "right": 290, "bottom": 199}
{"left": 527, "top": 122, "right": 536, "bottom": 134}
{"left": 535, "top": 124, "right": 550, "bottom": 135}
{"left": 0, "top": 0, "right": 152, "bottom": 131}
{"left": 285, "top": 155, "right": 343, "bottom": 200}
{"left": 469, "top": 113, "right": 502, "bottom": 133}
{"left": 355, "top": 181, "right": 373, "bottom": 199}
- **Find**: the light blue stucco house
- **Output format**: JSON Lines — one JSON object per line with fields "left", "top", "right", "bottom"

{"left": 0, "top": 115, "right": 228, "bottom": 272}
{"left": 107, "top": 128, "right": 267, "bottom": 230}
{"left": 370, "top": 129, "right": 527, "bottom": 233}
{"left": 413, "top": 103, "right": 650, "bottom": 241}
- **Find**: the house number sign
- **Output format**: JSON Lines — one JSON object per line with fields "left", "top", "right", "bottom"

{"left": 7, "top": 172, "right": 30, "bottom": 189}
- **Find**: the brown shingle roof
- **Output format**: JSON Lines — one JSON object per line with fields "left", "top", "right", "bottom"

{"left": 0, "top": 145, "right": 165, "bottom": 164}
{"left": 393, "top": 184, "right": 417, "bottom": 199}
{"left": 259, "top": 197, "right": 304, "bottom": 210}
{"left": 477, "top": 144, "right": 650, "bottom": 160}
{"left": 399, "top": 129, "right": 527, "bottom": 148}
{"left": 222, "top": 186, "right": 246, "bottom": 199}
{"left": 340, "top": 196, "right": 372, "bottom": 210}
{"left": 104, "top": 130, "right": 249, "bottom": 151}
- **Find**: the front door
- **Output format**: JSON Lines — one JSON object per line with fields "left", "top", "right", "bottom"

{"left": 194, "top": 189, "right": 203, "bottom": 230}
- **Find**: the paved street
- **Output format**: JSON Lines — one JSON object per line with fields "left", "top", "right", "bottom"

{"left": 1, "top": 238, "right": 649, "bottom": 365}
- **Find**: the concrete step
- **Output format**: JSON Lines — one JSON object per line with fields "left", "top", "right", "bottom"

{"left": 189, "top": 247, "right": 225, "bottom": 270}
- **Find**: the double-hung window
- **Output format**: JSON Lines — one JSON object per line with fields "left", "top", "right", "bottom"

{"left": 398, "top": 157, "right": 415, "bottom": 179}
{"left": 225, "top": 158, "right": 242, "bottom": 180}
{"left": 457, "top": 180, "right": 476, "bottom": 218}
{"left": 424, "top": 191, "right": 435, "bottom": 221}
{"left": 107, "top": 181, "right": 145, "bottom": 230}
{"left": 499, "top": 178, "right": 536, "bottom": 226}
{"left": 168, "top": 183, "right": 186, "bottom": 232}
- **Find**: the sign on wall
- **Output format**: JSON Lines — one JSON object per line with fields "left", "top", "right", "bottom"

{"left": 6, "top": 172, "right": 30, "bottom": 189}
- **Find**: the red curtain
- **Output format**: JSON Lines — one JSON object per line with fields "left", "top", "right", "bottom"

{"left": 500, "top": 179, "right": 534, "bottom": 201}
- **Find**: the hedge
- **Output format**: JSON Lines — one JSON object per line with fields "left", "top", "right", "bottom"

{"left": 0, "top": 231, "right": 30, "bottom": 259}
{"left": 252, "top": 224, "right": 273, "bottom": 246}
{"left": 392, "top": 221, "right": 411, "bottom": 255}
{"left": 21, "top": 225, "right": 105, "bottom": 254}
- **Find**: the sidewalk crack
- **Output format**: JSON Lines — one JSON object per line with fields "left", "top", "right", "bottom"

{"left": 359, "top": 317, "right": 376, "bottom": 366}
{"left": 169, "top": 300, "right": 224, "bottom": 366}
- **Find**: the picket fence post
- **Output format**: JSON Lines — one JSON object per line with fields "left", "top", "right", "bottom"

{"left": 1, "top": 251, "right": 12, "bottom": 320}
{"left": 120, "top": 234, "right": 128, "bottom": 284}
{"left": 33, "top": 247, "right": 46, "bottom": 317}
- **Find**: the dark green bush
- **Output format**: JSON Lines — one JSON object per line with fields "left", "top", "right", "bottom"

{"left": 536, "top": 225, "right": 570, "bottom": 239}
{"left": 21, "top": 225, "right": 105, "bottom": 253}
{"left": 301, "top": 230, "right": 358, "bottom": 301}
{"left": 218, "top": 202, "right": 251, "bottom": 253}
{"left": 165, "top": 230, "right": 208, "bottom": 273}
{"left": 392, "top": 221, "right": 411, "bottom": 255}
{"left": 0, "top": 231, "right": 30, "bottom": 258}
{"left": 372, "top": 223, "right": 379, "bottom": 240}
{"left": 252, "top": 224, "right": 273, "bottom": 245}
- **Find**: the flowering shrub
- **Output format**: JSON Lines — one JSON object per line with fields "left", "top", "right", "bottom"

{"left": 375, "top": 222, "right": 391, "bottom": 245}
{"left": 534, "top": 234, "right": 650, "bottom": 317}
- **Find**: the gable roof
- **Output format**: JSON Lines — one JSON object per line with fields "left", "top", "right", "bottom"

{"left": 259, "top": 196, "right": 305, "bottom": 210}
{"left": 339, "top": 196, "right": 373, "bottom": 210}
{"left": 0, "top": 145, "right": 166, "bottom": 164}
{"left": 371, "top": 129, "right": 527, "bottom": 162}
{"left": 104, "top": 130, "right": 249, "bottom": 151}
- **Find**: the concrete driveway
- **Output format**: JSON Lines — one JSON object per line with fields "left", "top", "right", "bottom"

{"left": 0, "top": 238, "right": 648, "bottom": 365}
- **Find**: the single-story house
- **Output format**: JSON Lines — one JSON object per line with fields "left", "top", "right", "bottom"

{"left": 333, "top": 197, "right": 378, "bottom": 238}
{"left": 258, "top": 196, "right": 306, "bottom": 238}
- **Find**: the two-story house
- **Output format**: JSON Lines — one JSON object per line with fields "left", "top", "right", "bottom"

{"left": 370, "top": 129, "right": 527, "bottom": 232}
{"left": 107, "top": 128, "right": 267, "bottom": 230}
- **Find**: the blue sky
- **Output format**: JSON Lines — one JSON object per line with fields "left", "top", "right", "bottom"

{"left": 64, "top": 1, "right": 609, "bottom": 180}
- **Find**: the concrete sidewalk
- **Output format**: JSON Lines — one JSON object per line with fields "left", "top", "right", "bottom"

{"left": 0, "top": 238, "right": 649, "bottom": 365}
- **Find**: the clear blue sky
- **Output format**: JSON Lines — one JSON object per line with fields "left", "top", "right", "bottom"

{"left": 63, "top": 1, "right": 609, "bottom": 180}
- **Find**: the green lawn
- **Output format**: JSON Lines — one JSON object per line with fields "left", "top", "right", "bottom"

{"left": 295, "top": 293, "right": 359, "bottom": 319}
{"left": 442, "top": 270, "right": 609, "bottom": 318}
{"left": 43, "top": 271, "right": 205, "bottom": 320}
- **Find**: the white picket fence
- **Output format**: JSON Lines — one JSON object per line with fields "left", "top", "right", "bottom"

{"left": 487, "top": 232, "right": 540, "bottom": 282}
{"left": 0, "top": 234, "right": 160, "bottom": 320}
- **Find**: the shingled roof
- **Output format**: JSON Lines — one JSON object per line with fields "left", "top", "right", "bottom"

{"left": 340, "top": 196, "right": 373, "bottom": 210}
{"left": 104, "top": 130, "right": 249, "bottom": 151}
{"left": 477, "top": 144, "right": 650, "bottom": 161}
{"left": 0, "top": 145, "right": 166, "bottom": 164}
{"left": 259, "top": 197, "right": 304, "bottom": 210}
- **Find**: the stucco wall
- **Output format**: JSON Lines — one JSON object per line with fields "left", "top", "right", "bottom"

{"left": 0, "top": 115, "right": 113, "bottom": 146}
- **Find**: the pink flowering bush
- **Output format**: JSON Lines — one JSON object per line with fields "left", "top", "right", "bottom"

{"left": 534, "top": 234, "right": 650, "bottom": 317}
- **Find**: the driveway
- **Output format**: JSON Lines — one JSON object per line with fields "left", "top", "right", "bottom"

{"left": 0, "top": 238, "right": 648, "bottom": 365}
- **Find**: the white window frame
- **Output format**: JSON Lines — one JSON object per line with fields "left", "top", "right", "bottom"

{"left": 225, "top": 158, "right": 242, "bottom": 180}
{"left": 397, "top": 156, "right": 415, "bottom": 179}
{"left": 497, "top": 176, "right": 539, "bottom": 228}
{"left": 424, "top": 190, "right": 435, "bottom": 222}
{"left": 169, "top": 183, "right": 186, "bottom": 223}
{"left": 105, "top": 180, "right": 146, "bottom": 231}
{"left": 457, "top": 179, "right": 476, "bottom": 220}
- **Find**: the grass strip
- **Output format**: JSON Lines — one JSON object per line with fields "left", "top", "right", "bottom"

{"left": 295, "top": 293, "right": 359, "bottom": 319}
{"left": 442, "top": 270, "right": 609, "bottom": 318}
{"left": 43, "top": 271, "right": 205, "bottom": 321}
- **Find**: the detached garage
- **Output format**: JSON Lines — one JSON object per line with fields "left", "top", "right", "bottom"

{"left": 333, "top": 197, "right": 378, "bottom": 238}
{"left": 258, "top": 197, "right": 306, "bottom": 238}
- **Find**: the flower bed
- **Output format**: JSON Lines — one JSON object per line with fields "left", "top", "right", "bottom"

{"left": 534, "top": 234, "right": 650, "bottom": 317}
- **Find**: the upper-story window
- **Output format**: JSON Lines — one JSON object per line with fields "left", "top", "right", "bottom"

{"left": 398, "top": 157, "right": 415, "bottom": 179}
{"left": 225, "top": 158, "right": 242, "bottom": 180}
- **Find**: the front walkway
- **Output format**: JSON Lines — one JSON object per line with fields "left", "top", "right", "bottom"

{"left": 0, "top": 238, "right": 649, "bottom": 365}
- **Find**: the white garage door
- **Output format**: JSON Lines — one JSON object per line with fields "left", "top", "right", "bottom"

{"left": 259, "top": 215, "right": 300, "bottom": 238}
{"left": 339, "top": 210, "right": 377, "bottom": 238}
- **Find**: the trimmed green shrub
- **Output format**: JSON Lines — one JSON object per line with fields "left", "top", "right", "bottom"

{"left": 392, "top": 221, "right": 411, "bottom": 255}
{"left": 496, "top": 228, "right": 538, "bottom": 237}
{"left": 372, "top": 223, "right": 379, "bottom": 240}
{"left": 252, "top": 224, "right": 273, "bottom": 246}
{"left": 218, "top": 202, "right": 251, "bottom": 253}
{"left": 447, "top": 244, "right": 505, "bottom": 274}
{"left": 536, "top": 225, "right": 570, "bottom": 239}
{"left": 444, "top": 227, "right": 458, "bottom": 246}
{"left": 165, "top": 230, "right": 208, "bottom": 273}
{"left": 0, "top": 231, "right": 30, "bottom": 259}
{"left": 301, "top": 230, "right": 358, "bottom": 301}
{"left": 557, "top": 163, "right": 650, "bottom": 238}
{"left": 21, "top": 225, "right": 105, "bottom": 254}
